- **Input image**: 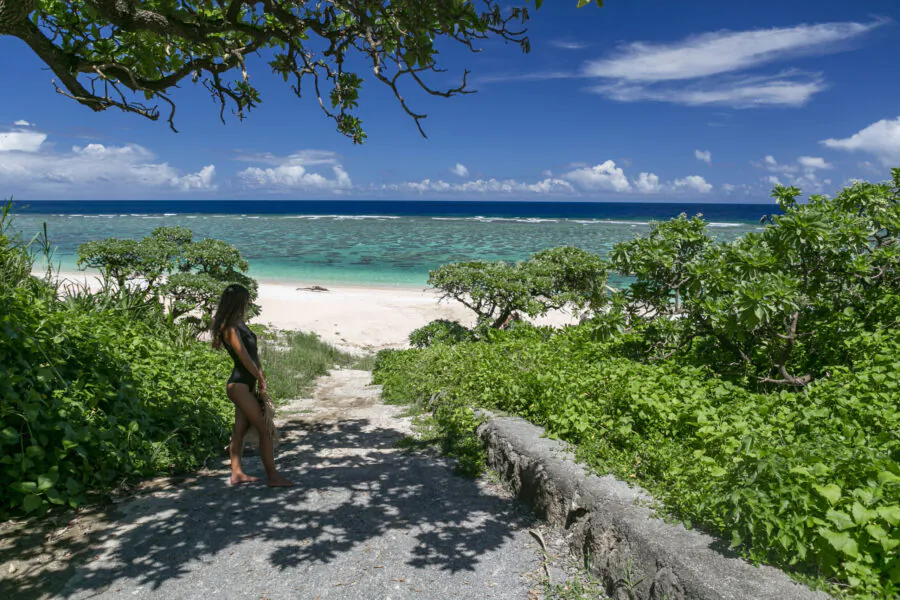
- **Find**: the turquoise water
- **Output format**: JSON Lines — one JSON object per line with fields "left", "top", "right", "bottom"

{"left": 12, "top": 213, "right": 761, "bottom": 287}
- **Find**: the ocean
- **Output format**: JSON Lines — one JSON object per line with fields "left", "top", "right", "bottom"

{"left": 9, "top": 200, "right": 777, "bottom": 287}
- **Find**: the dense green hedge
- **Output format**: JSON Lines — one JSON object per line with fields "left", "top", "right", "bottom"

{"left": 374, "top": 327, "right": 899, "bottom": 597}
{"left": 0, "top": 208, "right": 234, "bottom": 517}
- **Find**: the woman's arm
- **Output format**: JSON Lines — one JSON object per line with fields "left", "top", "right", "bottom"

{"left": 223, "top": 327, "right": 266, "bottom": 388}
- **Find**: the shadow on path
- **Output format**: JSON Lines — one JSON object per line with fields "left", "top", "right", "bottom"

{"left": 19, "top": 417, "right": 538, "bottom": 599}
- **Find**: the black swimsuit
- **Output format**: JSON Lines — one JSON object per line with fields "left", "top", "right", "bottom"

{"left": 224, "top": 323, "right": 261, "bottom": 388}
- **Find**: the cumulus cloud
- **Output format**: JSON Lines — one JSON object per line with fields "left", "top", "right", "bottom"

{"left": 755, "top": 155, "right": 834, "bottom": 192}
{"left": 0, "top": 127, "right": 216, "bottom": 196}
{"left": 758, "top": 155, "right": 799, "bottom": 174}
{"left": 451, "top": 163, "right": 469, "bottom": 177}
{"left": 240, "top": 165, "right": 351, "bottom": 191}
{"left": 0, "top": 130, "right": 47, "bottom": 153}
{"left": 13, "top": 120, "right": 33, "bottom": 127}
{"left": 381, "top": 161, "right": 717, "bottom": 198}
{"left": 379, "top": 177, "right": 574, "bottom": 196}
{"left": 633, "top": 172, "right": 663, "bottom": 194}
{"left": 673, "top": 175, "right": 713, "bottom": 194}
{"left": 695, "top": 149, "right": 712, "bottom": 164}
{"left": 821, "top": 117, "right": 900, "bottom": 167}
{"left": 237, "top": 150, "right": 353, "bottom": 191}
{"left": 563, "top": 160, "right": 632, "bottom": 193}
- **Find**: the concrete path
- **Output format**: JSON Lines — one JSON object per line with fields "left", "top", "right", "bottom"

{"left": 50, "top": 370, "right": 553, "bottom": 599}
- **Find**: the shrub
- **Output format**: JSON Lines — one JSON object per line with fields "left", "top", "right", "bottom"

{"left": 428, "top": 246, "right": 607, "bottom": 328}
{"left": 374, "top": 173, "right": 900, "bottom": 598}
{"left": 78, "top": 226, "right": 259, "bottom": 329}
{"left": 408, "top": 319, "right": 473, "bottom": 348}
{"left": 0, "top": 205, "right": 235, "bottom": 517}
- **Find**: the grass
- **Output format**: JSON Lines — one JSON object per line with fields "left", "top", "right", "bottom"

{"left": 256, "top": 329, "right": 357, "bottom": 403}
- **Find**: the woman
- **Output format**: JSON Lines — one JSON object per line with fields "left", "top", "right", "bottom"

{"left": 211, "top": 284, "right": 294, "bottom": 487}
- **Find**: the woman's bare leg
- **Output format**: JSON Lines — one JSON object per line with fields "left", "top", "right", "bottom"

{"left": 228, "top": 402, "right": 257, "bottom": 485}
{"left": 227, "top": 383, "right": 294, "bottom": 487}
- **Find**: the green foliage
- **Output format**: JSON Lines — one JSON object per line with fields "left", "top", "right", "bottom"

{"left": 429, "top": 246, "right": 607, "bottom": 328}
{"left": 77, "top": 226, "right": 258, "bottom": 329}
{"left": 375, "top": 329, "right": 900, "bottom": 597}
{"left": 375, "top": 173, "right": 900, "bottom": 598}
{"left": 4, "top": 1, "right": 602, "bottom": 142}
{"left": 0, "top": 206, "right": 236, "bottom": 517}
{"left": 609, "top": 213, "right": 713, "bottom": 316}
{"left": 256, "top": 329, "right": 356, "bottom": 402}
{"left": 0, "top": 282, "right": 233, "bottom": 518}
{"left": 408, "top": 319, "right": 474, "bottom": 349}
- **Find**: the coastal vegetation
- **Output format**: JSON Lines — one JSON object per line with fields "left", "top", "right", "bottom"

{"left": 375, "top": 172, "right": 900, "bottom": 598}
{"left": 0, "top": 204, "right": 347, "bottom": 518}
{"left": 77, "top": 226, "right": 259, "bottom": 329}
{"left": 0, "top": 0, "right": 602, "bottom": 142}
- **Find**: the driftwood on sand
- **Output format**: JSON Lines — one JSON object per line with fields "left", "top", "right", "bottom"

{"left": 297, "top": 285, "right": 330, "bottom": 292}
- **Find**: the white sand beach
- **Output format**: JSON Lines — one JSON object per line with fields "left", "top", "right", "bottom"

{"left": 46, "top": 270, "right": 581, "bottom": 354}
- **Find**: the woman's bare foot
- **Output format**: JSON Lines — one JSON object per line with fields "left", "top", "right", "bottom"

{"left": 266, "top": 473, "right": 295, "bottom": 488}
{"left": 230, "top": 472, "right": 260, "bottom": 485}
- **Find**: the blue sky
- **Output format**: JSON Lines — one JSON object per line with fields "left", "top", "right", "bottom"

{"left": 1, "top": 0, "right": 898, "bottom": 202}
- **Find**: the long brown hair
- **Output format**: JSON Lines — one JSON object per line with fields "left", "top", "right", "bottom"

{"left": 211, "top": 284, "right": 250, "bottom": 349}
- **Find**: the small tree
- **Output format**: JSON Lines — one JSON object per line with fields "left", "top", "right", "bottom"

{"left": 429, "top": 247, "right": 607, "bottom": 328}
{"left": 77, "top": 226, "right": 257, "bottom": 327}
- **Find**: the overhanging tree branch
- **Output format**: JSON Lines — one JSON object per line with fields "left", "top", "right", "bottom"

{"left": 0, "top": 1, "right": 603, "bottom": 141}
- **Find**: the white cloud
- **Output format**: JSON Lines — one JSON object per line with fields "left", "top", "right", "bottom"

{"left": 673, "top": 175, "right": 713, "bottom": 194}
{"left": 382, "top": 161, "right": 717, "bottom": 198}
{"left": 583, "top": 20, "right": 884, "bottom": 82}
{"left": 722, "top": 183, "right": 736, "bottom": 193}
{"left": 633, "top": 172, "right": 663, "bottom": 194}
{"left": 234, "top": 149, "right": 340, "bottom": 166}
{"left": 754, "top": 155, "right": 836, "bottom": 193}
{"left": 13, "top": 120, "right": 33, "bottom": 127}
{"left": 178, "top": 165, "right": 216, "bottom": 191}
{"left": 237, "top": 150, "right": 353, "bottom": 191}
{"left": 563, "top": 160, "right": 632, "bottom": 193}
{"left": 0, "top": 127, "right": 216, "bottom": 195}
{"left": 380, "top": 177, "right": 574, "bottom": 195}
{"left": 590, "top": 71, "right": 826, "bottom": 108}
{"left": 0, "top": 130, "right": 47, "bottom": 152}
{"left": 451, "top": 163, "right": 469, "bottom": 177}
{"left": 695, "top": 149, "right": 712, "bottom": 164}
{"left": 240, "top": 164, "right": 352, "bottom": 191}
{"left": 797, "top": 156, "right": 833, "bottom": 170}
{"left": 758, "top": 155, "right": 799, "bottom": 174}
{"left": 550, "top": 40, "right": 587, "bottom": 50}
{"left": 821, "top": 117, "right": 900, "bottom": 167}
{"left": 580, "top": 20, "right": 885, "bottom": 108}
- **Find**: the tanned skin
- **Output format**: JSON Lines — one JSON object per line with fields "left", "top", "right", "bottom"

{"left": 222, "top": 325, "right": 294, "bottom": 488}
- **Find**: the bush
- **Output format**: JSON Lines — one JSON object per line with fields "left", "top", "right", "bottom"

{"left": 0, "top": 204, "right": 235, "bottom": 517}
{"left": 78, "top": 226, "right": 259, "bottom": 329}
{"left": 408, "top": 319, "right": 473, "bottom": 348}
{"left": 374, "top": 173, "right": 900, "bottom": 598}
{"left": 0, "top": 287, "right": 232, "bottom": 516}
{"left": 374, "top": 330, "right": 899, "bottom": 597}
{"left": 428, "top": 246, "right": 607, "bottom": 328}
